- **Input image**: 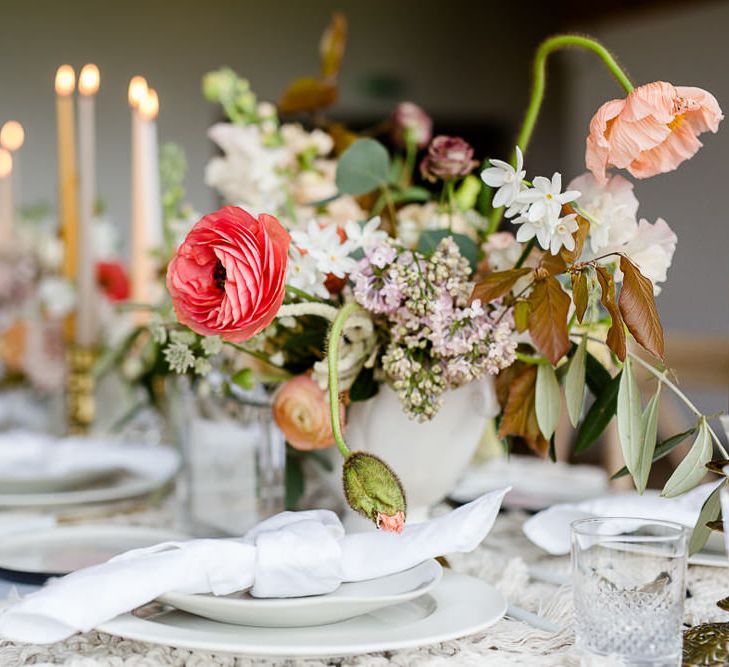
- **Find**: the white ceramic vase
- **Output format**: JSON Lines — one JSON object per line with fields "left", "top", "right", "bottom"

{"left": 342, "top": 376, "right": 500, "bottom": 526}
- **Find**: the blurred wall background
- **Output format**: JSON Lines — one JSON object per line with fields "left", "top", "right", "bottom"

{"left": 0, "top": 0, "right": 726, "bottom": 424}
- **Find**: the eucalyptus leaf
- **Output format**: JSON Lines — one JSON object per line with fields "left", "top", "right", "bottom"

{"left": 689, "top": 479, "right": 723, "bottom": 555}
{"left": 634, "top": 384, "right": 661, "bottom": 493}
{"left": 564, "top": 337, "right": 587, "bottom": 427}
{"left": 574, "top": 371, "right": 622, "bottom": 453}
{"left": 611, "top": 426, "right": 698, "bottom": 480}
{"left": 662, "top": 419, "right": 712, "bottom": 498}
{"left": 617, "top": 357, "right": 642, "bottom": 487}
{"left": 335, "top": 138, "right": 390, "bottom": 195}
{"left": 416, "top": 230, "right": 479, "bottom": 270}
{"left": 535, "top": 363, "right": 561, "bottom": 440}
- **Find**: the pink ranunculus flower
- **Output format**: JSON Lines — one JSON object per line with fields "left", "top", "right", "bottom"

{"left": 272, "top": 374, "right": 345, "bottom": 451}
{"left": 166, "top": 206, "right": 290, "bottom": 343}
{"left": 586, "top": 81, "right": 723, "bottom": 183}
{"left": 377, "top": 510, "right": 405, "bottom": 534}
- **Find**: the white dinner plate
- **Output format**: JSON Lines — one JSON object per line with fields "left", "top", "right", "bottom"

{"left": 0, "top": 446, "right": 180, "bottom": 508}
{"left": 0, "top": 525, "right": 189, "bottom": 584}
{"left": 99, "top": 570, "right": 506, "bottom": 657}
{"left": 450, "top": 455, "right": 609, "bottom": 510}
{"left": 159, "top": 559, "right": 442, "bottom": 627}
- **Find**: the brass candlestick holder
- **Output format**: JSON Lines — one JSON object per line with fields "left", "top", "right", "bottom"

{"left": 66, "top": 344, "right": 97, "bottom": 435}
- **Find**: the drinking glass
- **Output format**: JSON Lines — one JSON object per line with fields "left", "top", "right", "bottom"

{"left": 571, "top": 517, "right": 688, "bottom": 666}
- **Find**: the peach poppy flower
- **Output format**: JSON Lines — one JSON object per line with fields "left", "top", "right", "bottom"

{"left": 586, "top": 81, "right": 723, "bottom": 183}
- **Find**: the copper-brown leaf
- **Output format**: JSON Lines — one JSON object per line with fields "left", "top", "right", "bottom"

{"left": 571, "top": 270, "right": 589, "bottom": 323}
{"left": 527, "top": 275, "right": 571, "bottom": 365}
{"left": 320, "top": 13, "right": 348, "bottom": 81}
{"left": 279, "top": 77, "right": 337, "bottom": 114}
{"left": 470, "top": 268, "right": 532, "bottom": 304}
{"left": 618, "top": 255, "right": 665, "bottom": 360}
{"left": 498, "top": 366, "right": 549, "bottom": 457}
{"left": 560, "top": 210, "right": 590, "bottom": 264}
{"left": 539, "top": 252, "right": 567, "bottom": 276}
{"left": 596, "top": 266, "right": 626, "bottom": 361}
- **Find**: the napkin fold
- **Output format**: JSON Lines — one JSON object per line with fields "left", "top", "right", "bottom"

{"left": 523, "top": 481, "right": 721, "bottom": 555}
{"left": 0, "top": 487, "right": 509, "bottom": 644}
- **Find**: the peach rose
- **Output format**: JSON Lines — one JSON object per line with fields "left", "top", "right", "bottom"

{"left": 272, "top": 374, "right": 345, "bottom": 451}
{"left": 166, "top": 206, "right": 290, "bottom": 343}
{"left": 586, "top": 81, "right": 723, "bottom": 183}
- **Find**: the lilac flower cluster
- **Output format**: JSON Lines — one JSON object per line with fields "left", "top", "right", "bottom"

{"left": 353, "top": 237, "right": 517, "bottom": 421}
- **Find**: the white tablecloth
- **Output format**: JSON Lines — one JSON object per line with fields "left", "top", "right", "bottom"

{"left": 1, "top": 501, "right": 727, "bottom": 666}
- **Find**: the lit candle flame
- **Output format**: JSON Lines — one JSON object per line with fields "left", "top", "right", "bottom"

{"left": 0, "top": 149, "right": 12, "bottom": 179}
{"left": 79, "top": 64, "right": 100, "bottom": 96}
{"left": 128, "top": 76, "right": 148, "bottom": 109}
{"left": 55, "top": 65, "right": 76, "bottom": 96}
{"left": 0, "top": 121, "right": 24, "bottom": 152}
{"left": 139, "top": 88, "right": 159, "bottom": 121}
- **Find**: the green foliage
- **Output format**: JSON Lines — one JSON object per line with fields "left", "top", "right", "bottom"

{"left": 535, "top": 363, "right": 560, "bottom": 440}
{"left": 611, "top": 426, "right": 698, "bottom": 480}
{"left": 662, "top": 419, "right": 712, "bottom": 498}
{"left": 285, "top": 450, "right": 305, "bottom": 510}
{"left": 689, "top": 480, "right": 723, "bottom": 555}
{"left": 564, "top": 337, "right": 587, "bottom": 427}
{"left": 617, "top": 357, "right": 643, "bottom": 491}
{"left": 335, "top": 138, "right": 391, "bottom": 195}
{"left": 349, "top": 367, "right": 379, "bottom": 402}
{"left": 575, "top": 370, "right": 622, "bottom": 453}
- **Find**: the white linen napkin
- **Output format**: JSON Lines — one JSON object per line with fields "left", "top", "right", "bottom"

{"left": 0, "top": 487, "right": 509, "bottom": 644}
{"left": 523, "top": 481, "right": 721, "bottom": 555}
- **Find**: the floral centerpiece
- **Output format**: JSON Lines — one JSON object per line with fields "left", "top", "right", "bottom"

{"left": 136, "top": 17, "right": 726, "bottom": 541}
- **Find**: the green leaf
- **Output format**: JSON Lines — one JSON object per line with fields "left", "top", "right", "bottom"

{"left": 611, "top": 426, "right": 698, "bottom": 480}
{"left": 634, "top": 384, "right": 661, "bottom": 493}
{"left": 564, "top": 337, "right": 587, "bottom": 427}
{"left": 335, "top": 138, "right": 390, "bottom": 195}
{"left": 662, "top": 419, "right": 712, "bottom": 498}
{"left": 416, "top": 230, "right": 479, "bottom": 271}
{"left": 585, "top": 351, "right": 612, "bottom": 396}
{"left": 349, "top": 367, "right": 379, "bottom": 402}
{"left": 535, "top": 363, "right": 561, "bottom": 440}
{"left": 689, "top": 480, "right": 724, "bottom": 555}
{"left": 575, "top": 371, "right": 622, "bottom": 453}
{"left": 617, "top": 357, "right": 643, "bottom": 489}
{"left": 391, "top": 186, "right": 431, "bottom": 204}
{"left": 285, "top": 451, "right": 305, "bottom": 510}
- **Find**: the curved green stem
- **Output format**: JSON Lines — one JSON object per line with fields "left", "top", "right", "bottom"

{"left": 488, "top": 34, "right": 634, "bottom": 234}
{"left": 327, "top": 302, "right": 360, "bottom": 460}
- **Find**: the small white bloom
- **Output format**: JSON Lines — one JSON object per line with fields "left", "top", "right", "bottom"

{"left": 269, "top": 352, "right": 285, "bottom": 366}
{"left": 201, "top": 335, "right": 223, "bottom": 356}
{"left": 513, "top": 215, "right": 553, "bottom": 250}
{"left": 549, "top": 214, "right": 579, "bottom": 255}
{"left": 481, "top": 146, "right": 526, "bottom": 209}
{"left": 291, "top": 220, "right": 356, "bottom": 278}
{"left": 516, "top": 172, "right": 581, "bottom": 225}
{"left": 37, "top": 277, "right": 75, "bottom": 318}
{"left": 286, "top": 250, "right": 329, "bottom": 299}
{"left": 344, "top": 216, "right": 388, "bottom": 252}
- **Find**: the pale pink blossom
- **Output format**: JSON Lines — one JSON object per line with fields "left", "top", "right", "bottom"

{"left": 377, "top": 511, "right": 405, "bottom": 533}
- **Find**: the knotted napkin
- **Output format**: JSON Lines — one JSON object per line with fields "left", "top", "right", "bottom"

{"left": 0, "top": 487, "right": 509, "bottom": 644}
{"left": 523, "top": 481, "right": 721, "bottom": 555}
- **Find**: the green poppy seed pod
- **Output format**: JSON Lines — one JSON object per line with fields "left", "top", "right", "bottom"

{"left": 343, "top": 452, "right": 407, "bottom": 532}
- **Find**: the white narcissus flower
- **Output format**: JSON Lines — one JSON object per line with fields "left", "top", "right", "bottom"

{"left": 513, "top": 214, "right": 553, "bottom": 250}
{"left": 344, "top": 217, "right": 388, "bottom": 252}
{"left": 549, "top": 214, "right": 579, "bottom": 255}
{"left": 481, "top": 146, "right": 526, "bottom": 209}
{"left": 291, "top": 220, "right": 357, "bottom": 278}
{"left": 287, "top": 251, "right": 329, "bottom": 299}
{"left": 516, "top": 172, "right": 581, "bottom": 225}
{"left": 568, "top": 172, "right": 638, "bottom": 252}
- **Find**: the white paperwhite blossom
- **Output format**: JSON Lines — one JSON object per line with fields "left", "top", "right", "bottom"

{"left": 344, "top": 217, "right": 388, "bottom": 252}
{"left": 287, "top": 250, "right": 329, "bottom": 299}
{"left": 291, "top": 219, "right": 358, "bottom": 281}
{"left": 481, "top": 146, "right": 526, "bottom": 209}
{"left": 549, "top": 214, "right": 579, "bottom": 255}
{"left": 513, "top": 215, "right": 553, "bottom": 250}
{"left": 205, "top": 123, "right": 288, "bottom": 212}
{"left": 516, "top": 173, "right": 581, "bottom": 224}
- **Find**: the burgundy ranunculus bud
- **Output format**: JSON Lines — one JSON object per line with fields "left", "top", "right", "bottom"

{"left": 391, "top": 102, "right": 433, "bottom": 149}
{"left": 420, "top": 135, "right": 479, "bottom": 182}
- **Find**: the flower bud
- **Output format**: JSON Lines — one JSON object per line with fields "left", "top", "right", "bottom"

{"left": 391, "top": 102, "right": 433, "bottom": 149}
{"left": 342, "top": 452, "right": 406, "bottom": 532}
{"left": 202, "top": 68, "right": 239, "bottom": 103}
{"left": 420, "top": 135, "right": 479, "bottom": 182}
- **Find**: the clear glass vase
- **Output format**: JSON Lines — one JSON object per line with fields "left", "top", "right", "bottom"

{"left": 169, "top": 375, "right": 286, "bottom": 536}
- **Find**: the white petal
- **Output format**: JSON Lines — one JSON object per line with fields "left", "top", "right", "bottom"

{"left": 551, "top": 172, "right": 562, "bottom": 193}
{"left": 481, "top": 168, "right": 507, "bottom": 187}
{"left": 492, "top": 186, "right": 511, "bottom": 208}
